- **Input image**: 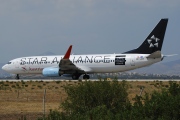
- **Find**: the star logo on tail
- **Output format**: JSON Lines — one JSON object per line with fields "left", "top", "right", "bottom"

{"left": 147, "top": 35, "right": 160, "bottom": 48}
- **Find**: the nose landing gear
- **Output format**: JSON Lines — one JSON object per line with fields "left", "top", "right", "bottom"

{"left": 15, "top": 74, "right": 20, "bottom": 80}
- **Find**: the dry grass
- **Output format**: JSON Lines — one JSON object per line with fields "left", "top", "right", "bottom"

{"left": 0, "top": 80, "right": 171, "bottom": 120}
{"left": 127, "top": 80, "right": 169, "bottom": 101}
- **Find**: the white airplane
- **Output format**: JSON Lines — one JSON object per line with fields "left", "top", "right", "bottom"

{"left": 2, "top": 19, "right": 171, "bottom": 80}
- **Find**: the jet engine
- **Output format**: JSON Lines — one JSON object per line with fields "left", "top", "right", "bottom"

{"left": 42, "top": 67, "right": 60, "bottom": 77}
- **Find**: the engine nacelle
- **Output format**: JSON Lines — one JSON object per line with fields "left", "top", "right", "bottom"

{"left": 42, "top": 67, "right": 60, "bottom": 77}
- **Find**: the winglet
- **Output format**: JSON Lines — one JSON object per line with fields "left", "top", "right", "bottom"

{"left": 63, "top": 45, "right": 72, "bottom": 59}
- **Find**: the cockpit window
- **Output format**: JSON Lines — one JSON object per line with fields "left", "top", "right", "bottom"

{"left": 7, "top": 62, "right": 12, "bottom": 64}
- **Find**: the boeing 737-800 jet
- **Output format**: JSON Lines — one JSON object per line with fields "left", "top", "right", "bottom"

{"left": 2, "top": 19, "right": 170, "bottom": 80}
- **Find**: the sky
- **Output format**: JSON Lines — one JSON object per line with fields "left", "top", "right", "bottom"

{"left": 0, "top": 0, "right": 180, "bottom": 63}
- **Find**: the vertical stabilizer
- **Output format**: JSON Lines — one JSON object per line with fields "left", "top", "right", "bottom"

{"left": 124, "top": 19, "right": 168, "bottom": 54}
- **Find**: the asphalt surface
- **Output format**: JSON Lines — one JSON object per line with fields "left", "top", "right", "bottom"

{"left": 0, "top": 79, "right": 179, "bottom": 82}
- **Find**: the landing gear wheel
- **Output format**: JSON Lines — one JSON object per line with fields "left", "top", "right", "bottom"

{"left": 72, "top": 74, "right": 81, "bottom": 80}
{"left": 15, "top": 74, "right": 20, "bottom": 80}
{"left": 83, "top": 74, "right": 90, "bottom": 79}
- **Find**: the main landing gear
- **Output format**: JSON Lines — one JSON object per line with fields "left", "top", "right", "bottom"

{"left": 15, "top": 74, "right": 20, "bottom": 80}
{"left": 71, "top": 74, "right": 90, "bottom": 80}
{"left": 72, "top": 73, "right": 81, "bottom": 80}
{"left": 83, "top": 74, "right": 90, "bottom": 79}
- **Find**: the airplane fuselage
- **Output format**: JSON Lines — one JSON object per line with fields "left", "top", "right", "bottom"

{"left": 2, "top": 19, "right": 168, "bottom": 79}
{"left": 2, "top": 54, "right": 161, "bottom": 75}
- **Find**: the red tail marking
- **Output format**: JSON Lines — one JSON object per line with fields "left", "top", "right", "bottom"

{"left": 63, "top": 45, "right": 72, "bottom": 59}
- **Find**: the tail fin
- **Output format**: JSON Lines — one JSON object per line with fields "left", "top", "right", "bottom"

{"left": 124, "top": 18, "right": 168, "bottom": 54}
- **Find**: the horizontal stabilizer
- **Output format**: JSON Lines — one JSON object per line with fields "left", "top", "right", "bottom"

{"left": 161, "top": 54, "right": 178, "bottom": 61}
{"left": 163, "top": 54, "right": 178, "bottom": 57}
{"left": 147, "top": 51, "right": 162, "bottom": 58}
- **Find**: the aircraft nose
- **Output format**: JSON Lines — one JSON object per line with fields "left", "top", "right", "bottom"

{"left": 2, "top": 65, "right": 6, "bottom": 71}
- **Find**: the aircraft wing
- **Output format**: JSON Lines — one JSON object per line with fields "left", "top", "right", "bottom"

{"left": 59, "top": 45, "right": 88, "bottom": 73}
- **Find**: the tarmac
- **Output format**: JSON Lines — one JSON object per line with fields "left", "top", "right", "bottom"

{"left": 0, "top": 79, "right": 179, "bottom": 82}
